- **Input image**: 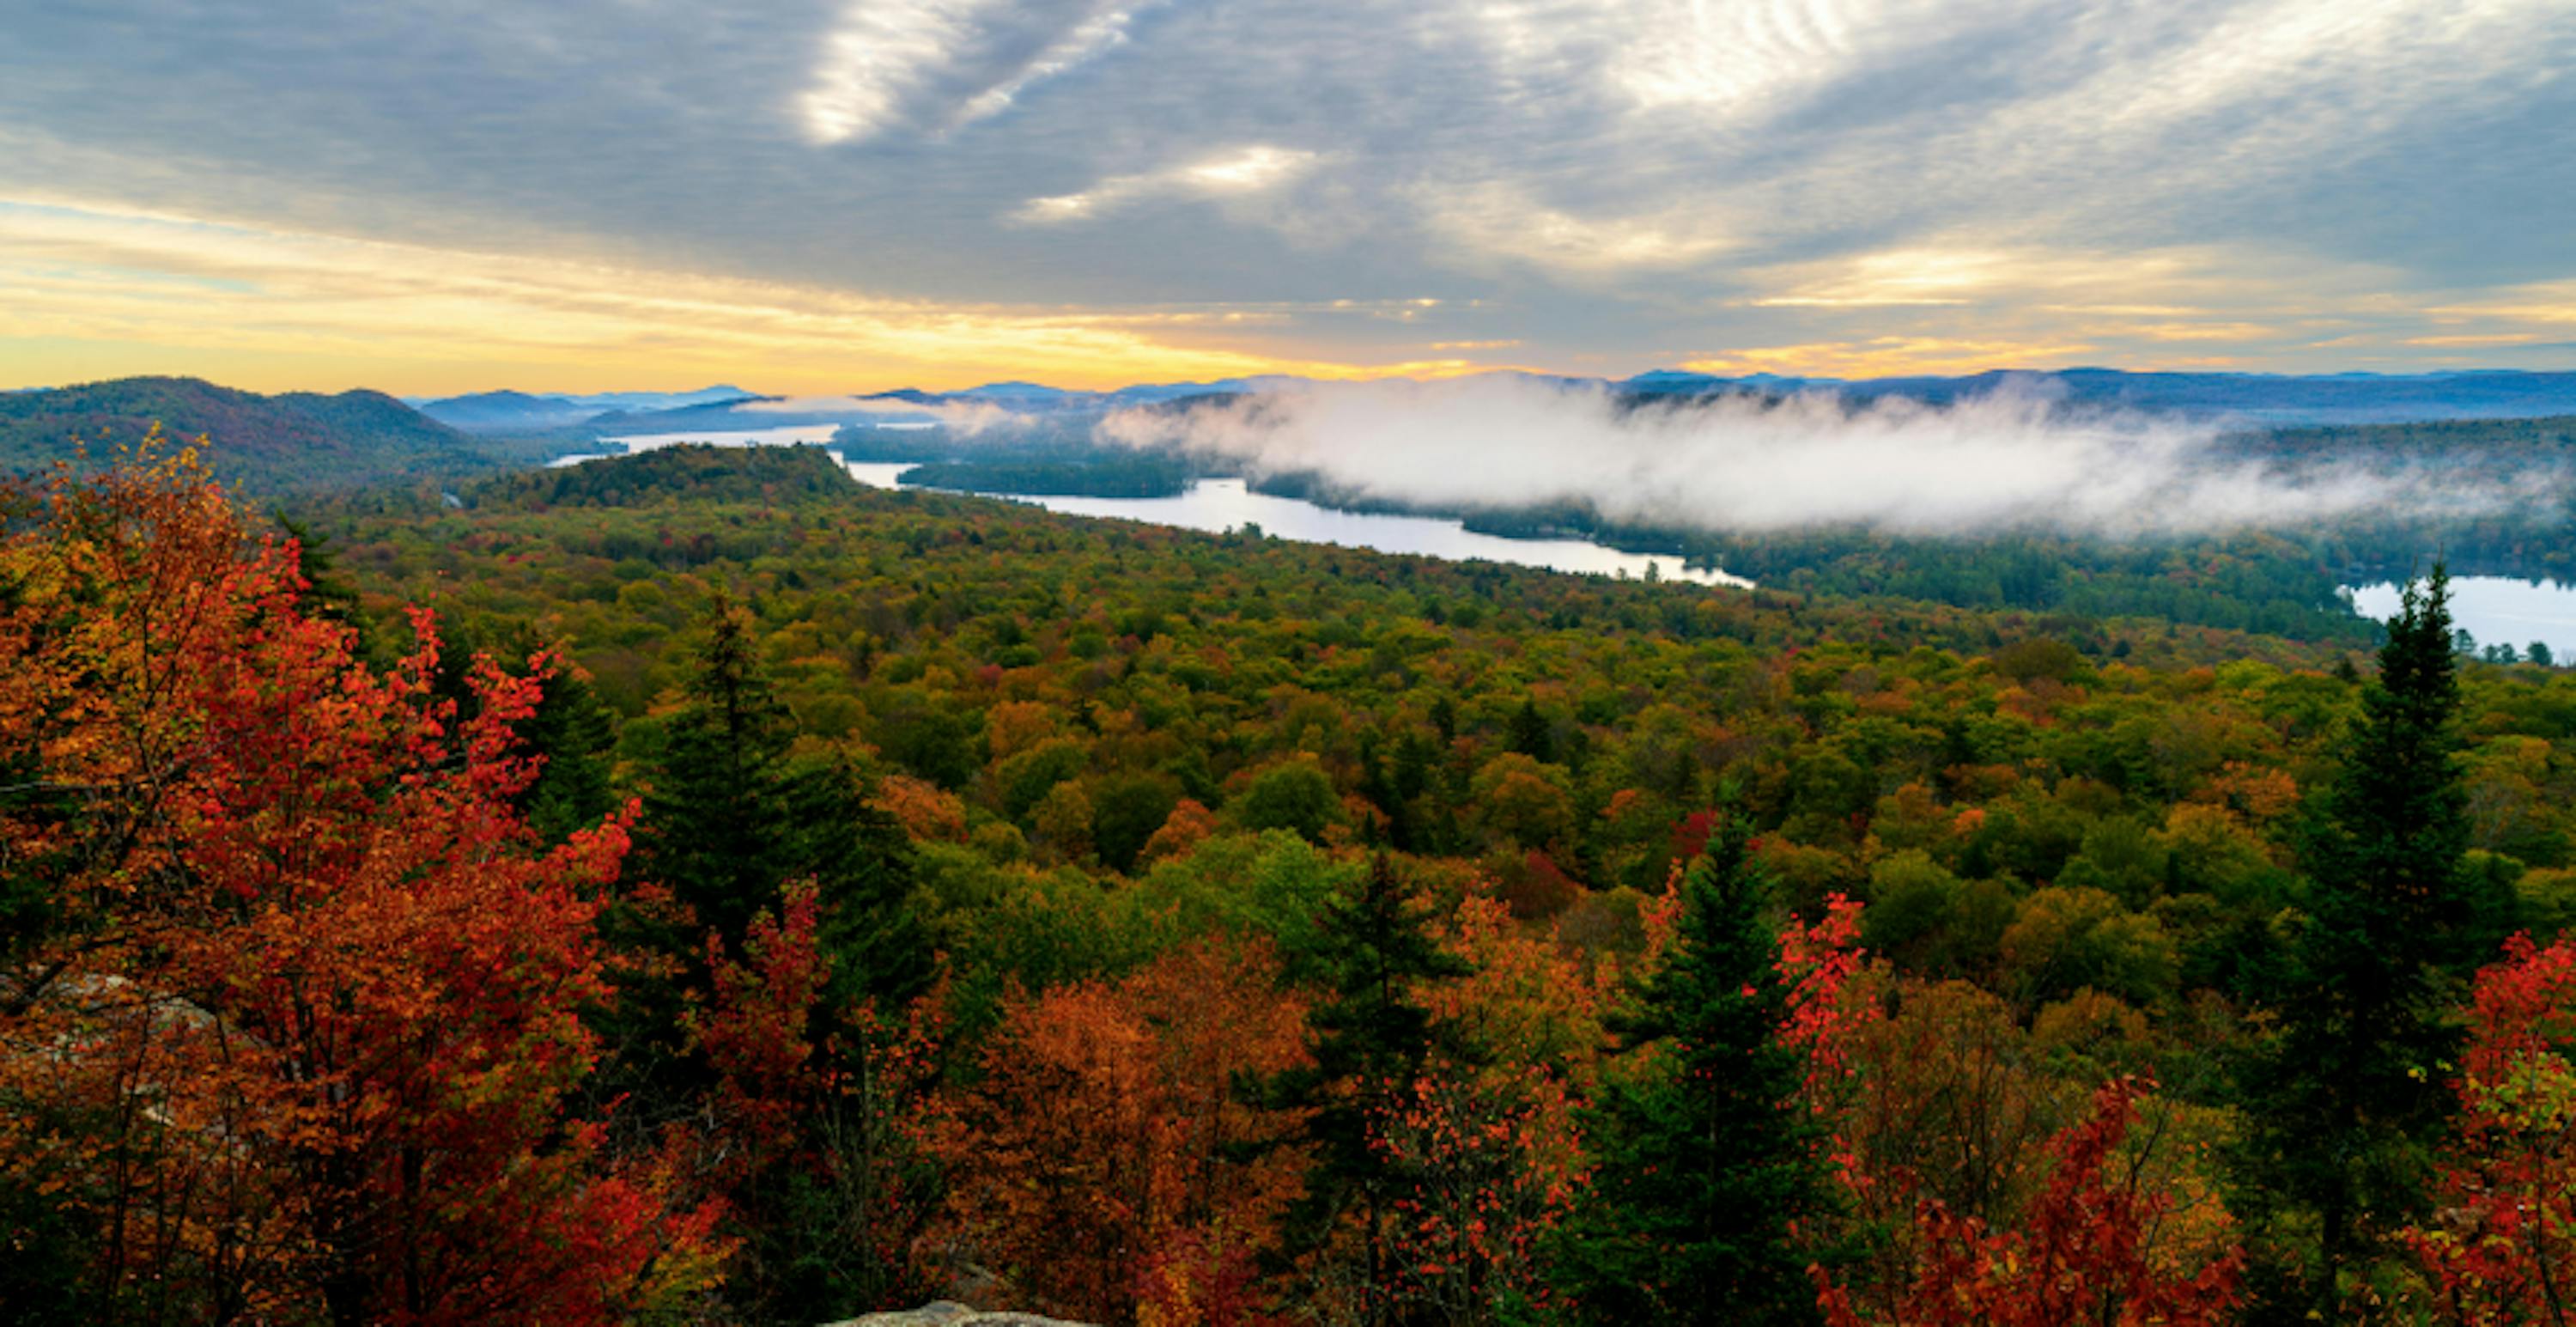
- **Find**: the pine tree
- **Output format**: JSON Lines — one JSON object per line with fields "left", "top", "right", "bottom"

{"left": 633, "top": 604, "right": 929, "bottom": 997}
{"left": 636, "top": 604, "right": 800, "bottom": 944}
{"left": 2233, "top": 565, "right": 2491, "bottom": 1319}
{"left": 517, "top": 662, "right": 618, "bottom": 846}
{"left": 1278, "top": 854, "right": 1475, "bottom": 1324}
{"left": 1549, "top": 814, "right": 1832, "bottom": 1325}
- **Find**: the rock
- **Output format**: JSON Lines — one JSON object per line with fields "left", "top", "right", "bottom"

{"left": 823, "top": 1304, "right": 1095, "bottom": 1327}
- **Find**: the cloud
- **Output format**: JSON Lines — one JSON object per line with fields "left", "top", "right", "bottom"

{"left": 798, "top": 0, "right": 993, "bottom": 144}
{"left": 1677, "top": 337, "right": 2102, "bottom": 379}
{"left": 1097, "top": 374, "right": 2547, "bottom": 537}
{"left": 954, "top": 3, "right": 1166, "bottom": 129}
{"left": 1012, "top": 146, "right": 1322, "bottom": 225}
{"left": 738, "top": 393, "right": 1022, "bottom": 433}
{"left": 3, "top": 0, "right": 2573, "bottom": 386}
{"left": 0, "top": 197, "right": 1451, "bottom": 393}
{"left": 1410, "top": 182, "right": 1735, "bottom": 278}
{"left": 797, "top": 0, "right": 1160, "bottom": 145}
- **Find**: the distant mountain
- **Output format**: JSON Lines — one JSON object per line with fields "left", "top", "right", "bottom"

{"left": 1613, "top": 367, "right": 2576, "bottom": 424}
{"left": 418, "top": 385, "right": 754, "bottom": 433}
{"left": 950, "top": 381, "right": 1078, "bottom": 409}
{"left": 855, "top": 368, "right": 2576, "bottom": 428}
{"left": 584, "top": 395, "right": 888, "bottom": 436}
{"left": 0, "top": 376, "right": 570, "bottom": 492}
{"left": 416, "top": 389, "right": 605, "bottom": 432}
{"left": 553, "top": 386, "right": 750, "bottom": 412}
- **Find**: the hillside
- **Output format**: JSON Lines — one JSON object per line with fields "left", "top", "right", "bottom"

{"left": 0, "top": 376, "right": 578, "bottom": 492}
{"left": 416, "top": 385, "right": 756, "bottom": 432}
{"left": 411, "top": 388, "right": 606, "bottom": 433}
{"left": 19, "top": 441, "right": 2576, "bottom": 1323}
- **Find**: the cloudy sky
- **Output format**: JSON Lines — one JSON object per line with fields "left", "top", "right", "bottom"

{"left": 3, "top": 0, "right": 2572, "bottom": 394}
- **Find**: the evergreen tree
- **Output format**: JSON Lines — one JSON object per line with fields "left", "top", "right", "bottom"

{"left": 634, "top": 604, "right": 929, "bottom": 999}
{"left": 1278, "top": 854, "right": 1475, "bottom": 1324}
{"left": 1549, "top": 814, "right": 1832, "bottom": 1324}
{"left": 2233, "top": 565, "right": 2491, "bottom": 1320}
{"left": 516, "top": 662, "right": 618, "bottom": 846}
{"left": 1509, "top": 697, "right": 1553, "bottom": 763}
{"left": 276, "top": 512, "right": 376, "bottom": 662}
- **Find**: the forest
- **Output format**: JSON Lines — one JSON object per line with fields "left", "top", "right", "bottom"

{"left": 9, "top": 435, "right": 2576, "bottom": 1326}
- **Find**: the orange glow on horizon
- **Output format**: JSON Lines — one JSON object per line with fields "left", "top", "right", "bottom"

{"left": 0, "top": 196, "right": 1528, "bottom": 397}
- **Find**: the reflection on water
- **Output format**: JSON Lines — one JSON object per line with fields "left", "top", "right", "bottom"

{"left": 2347, "top": 577, "right": 2576, "bottom": 660}
{"left": 571, "top": 428, "right": 1751, "bottom": 586}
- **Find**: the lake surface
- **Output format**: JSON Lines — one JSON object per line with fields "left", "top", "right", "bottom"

{"left": 2346, "top": 577, "right": 2576, "bottom": 661}
{"left": 563, "top": 427, "right": 1745, "bottom": 586}
{"left": 849, "top": 470, "right": 1747, "bottom": 587}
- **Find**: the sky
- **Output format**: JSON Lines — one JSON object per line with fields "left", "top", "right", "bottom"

{"left": 3, "top": 0, "right": 2573, "bottom": 396}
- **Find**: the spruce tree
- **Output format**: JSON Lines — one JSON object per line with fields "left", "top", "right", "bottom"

{"left": 2233, "top": 565, "right": 2490, "bottom": 1319}
{"left": 1279, "top": 854, "right": 1474, "bottom": 1324}
{"left": 1549, "top": 814, "right": 1832, "bottom": 1324}
{"left": 515, "top": 663, "right": 617, "bottom": 846}
{"left": 635, "top": 604, "right": 928, "bottom": 999}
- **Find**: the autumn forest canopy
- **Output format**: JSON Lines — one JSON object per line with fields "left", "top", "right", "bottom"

{"left": 9, "top": 424, "right": 2576, "bottom": 1327}
{"left": 13, "top": 0, "right": 2576, "bottom": 1315}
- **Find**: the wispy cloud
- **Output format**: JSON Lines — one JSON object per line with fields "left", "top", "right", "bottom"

{"left": 3, "top": 0, "right": 2572, "bottom": 387}
{"left": 798, "top": 0, "right": 1166, "bottom": 145}
{"left": 0, "top": 197, "right": 1446, "bottom": 393}
{"left": 1012, "top": 146, "right": 1323, "bottom": 225}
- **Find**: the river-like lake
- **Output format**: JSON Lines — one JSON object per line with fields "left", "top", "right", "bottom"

{"left": 574, "top": 430, "right": 2576, "bottom": 640}
{"left": 573, "top": 428, "right": 1747, "bottom": 587}
{"left": 2346, "top": 578, "right": 2576, "bottom": 662}
{"left": 564, "top": 425, "right": 2576, "bottom": 639}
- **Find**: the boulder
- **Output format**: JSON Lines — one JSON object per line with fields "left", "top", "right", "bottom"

{"left": 823, "top": 1305, "right": 1093, "bottom": 1327}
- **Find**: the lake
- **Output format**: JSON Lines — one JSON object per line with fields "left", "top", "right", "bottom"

{"left": 561, "top": 428, "right": 1748, "bottom": 587}
{"left": 2346, "top": 577, "right": 2576, "bottom": 662}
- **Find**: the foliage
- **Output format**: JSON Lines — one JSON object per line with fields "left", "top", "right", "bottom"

{"left": 21, "top": 435, "right": 2576, "bottom": 1322}
{"left": 1549, "top": 817, "right": 1839, "bottom": 1323}
{"left": 0, "top": 440, "right": 720, "bottom": 1324}
{"left": 2407, "top": 932, "right": 2576, "bottom": 1325}
{"left": 933, "top": 939, "right": 1311, "bottom": 1324}
{"left": 1820, "top": 1077, "right": 2245, "bottom": 1327}
{"left": 0, "top": 376, "right": 573, "bottom": 494}
{"left": 2232, "top": 567, "right": 2485, "bottom": 1318}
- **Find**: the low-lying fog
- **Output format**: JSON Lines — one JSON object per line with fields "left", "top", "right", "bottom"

{"left": 1098, "top": 376, "right": 2547, "bottom": 537}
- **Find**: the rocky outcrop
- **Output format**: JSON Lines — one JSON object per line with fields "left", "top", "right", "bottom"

{"left": 824, "top": 1304, "right": 1095, "bottom": 1327}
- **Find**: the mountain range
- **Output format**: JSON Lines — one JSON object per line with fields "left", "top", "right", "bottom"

{"left": 413, "top": 386, "right": 755, "bottom": 433}
{"left": 0, "top": 376, "right": 583, "bottom": 492}
{"left": 10, "top": 368, "right": 2576, "bottom": 496}
{"left": 574, "top": 367, "right": 2576, "bottom": 434}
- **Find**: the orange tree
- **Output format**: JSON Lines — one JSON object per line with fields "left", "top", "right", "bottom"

{"left": 0, "top": 442, "right": 719, "bottom": 1325}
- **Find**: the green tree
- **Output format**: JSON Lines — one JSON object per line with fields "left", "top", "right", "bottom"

{"left": 1277, "top": 854, "right": 1474, "bottom": 1324}
{"left": 2232, "top": 566, "right": 2493, "bottom": 1319}
{"left": 1508, "top": 697, "right": 1554, "bottom": 763}
{"left": 1090, "top": 770, "right": 1180, "bottom": 875}
{"left": 1549, "top": 814, "right": 1834, "bottom": 1324}
{"left": 1236, "top": 758, "right": 1340, "bottom": 843}
{"left": 516, "top": 661, "right": 618, "bottom": 846}
{"left": 634, "top": 604, "right": 929, "bottom": 1001}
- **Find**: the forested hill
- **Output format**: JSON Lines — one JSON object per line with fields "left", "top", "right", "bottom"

{"left": 21, "top": 439, "right": 2576, "bottom": 1323}
{"left": 0, "top": 375, "right": 575, "bottom": 491}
